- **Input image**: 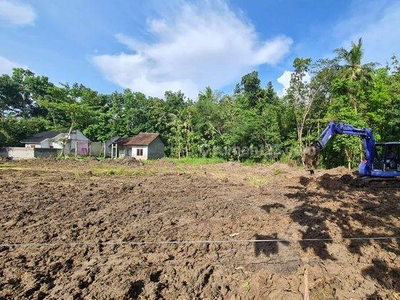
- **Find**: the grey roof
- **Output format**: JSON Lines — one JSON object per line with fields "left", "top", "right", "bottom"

{"left": 114, "top": 137, "right": 134, "bottom": 146}
{"left": 20, "top": 131, "right": 63, "bottom": 144}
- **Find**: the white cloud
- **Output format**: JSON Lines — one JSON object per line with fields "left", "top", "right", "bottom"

{"left": 92, "top": 0, "right": 292, "bottom": 99}
{"left": 276, "top": 70, "right": 311, "bottom": 97}
{"left": 0, "top": 0, "right": 36, "bottom": 26}
{"left": 334, "top": 1, "right": 400, "bottom": 65}
{"left": 0, "top": 55, "right": 26, "bottom": 75}
{"left": 277, "top": 70, "right": 292, "bottom": 97}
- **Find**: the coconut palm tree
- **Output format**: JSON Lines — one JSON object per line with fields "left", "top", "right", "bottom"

{"left": 334, "top": 38, "right": 377, "bottom": 113}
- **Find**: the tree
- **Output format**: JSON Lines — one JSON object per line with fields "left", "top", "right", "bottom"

{"left": 0, "top": 68, "right": 52, "bottom": 118}
{"left": 167, "top": 106, "right": 195, "bottom": 158}
{"left": 120, "top": 89, "right": 149, "bottom": 136}
{"left": 381, "top": 55, "right": 400, "bottom": 141}
{"left": 37, "top": 83, "right": 97, "bottom": 154}
{"left": 285, "top": 58, "right": 315, "bottom": 148}
{"left": 146, "top": 97, "right": 168, "bottom": 134}
{"left": 234, "top": 71, "right": 264, "bottom": 108}
{"left": 193, "top": 87, "right": 224, "bottom": 151}
{"left": 0, "top": 116, "right": 50, "bottom": 146}
{"left": 164, "top": 90, "right": 186, "bottom": 113}
{"left": 298, "top": 58, "right": 342, "bottom": 147}
{"left": 334, "top": 38, "right": 377, "bottom": 113}
{"left": 0, "top": 74, "right": 20, "bottom": 118}
{"left": 264, "top": 81, "right": 279, "bottom": 106}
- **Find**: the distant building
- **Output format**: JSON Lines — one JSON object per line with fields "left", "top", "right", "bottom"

{"left": 20, "top": 131, "right": 65, "bottom": 149}
{"left": 111, "top": 133, "right": 164, "bottom": 160}
{"left": 104, "top": 135, "right": 121, "bottom": 157}
{"left": 21, "top": 130, "right": 90, "bottom": 155}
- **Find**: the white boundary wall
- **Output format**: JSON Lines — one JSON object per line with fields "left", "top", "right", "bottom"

{"left": 0, "top": 147, "right": 59, "bottom": 159}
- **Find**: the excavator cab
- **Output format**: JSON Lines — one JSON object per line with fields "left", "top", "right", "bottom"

{"left": 372, "top": 142, "right": 400, "bottom": 172}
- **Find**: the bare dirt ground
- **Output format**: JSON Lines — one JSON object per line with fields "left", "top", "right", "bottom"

{"left": 1, "top": 158, "right": 400, "bottom": 299}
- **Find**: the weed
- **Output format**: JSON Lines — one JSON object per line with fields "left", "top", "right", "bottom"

{"left": 165, "top": 157, "right": 225, "bottom": 165}
{"left": 310, "top": 285, "right": 337, "bottom": 300}
{"left": 244, "top": 281, "right": 250, "bottom": 292}
{"left": 248, "top": 175, "right": 269, "bottom": 187}
{"left": 242, "top": 160, "right": 258, "bottom": 166}
{"left": 83, "top": 167, "right": 152, "bottom": 176}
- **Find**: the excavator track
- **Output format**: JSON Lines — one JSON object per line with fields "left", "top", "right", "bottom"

{"left": 350, "top": 176, "right": 400, "bottom": 188}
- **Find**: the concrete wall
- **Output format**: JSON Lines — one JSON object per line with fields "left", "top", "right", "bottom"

{"left": 64, "top": 140, "right": 89, "bottom": 156}
{"left": 0, "top": 147, "right": 59, "bottom": 159}
{"left": 34, "top": 148, "right": 60, "bottom": 158}
{"left": 0, "top": 147, "right": 34, "bottom": 159}
{"left": 132, "top": 146, "right": 148, "bottom": 160}
{"left": 148, "top": 137, "right": 165, "bottom": 159}
{"left": 129, "top": 137, "right": 164, "bottom": 160}
{"left": 90, "top": 142, "right": 103, "bottom": 157}
{"left": 41, "top": 139, "right": 51, "bottom": 148}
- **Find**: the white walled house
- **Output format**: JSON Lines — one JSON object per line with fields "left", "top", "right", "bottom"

{"left": 21, "top": 130, "right": 90, "bottom": 156}
{"left": 111, "top": 133, "right": 164, "bottom": 160}
{"left": 20, "top": 131, "right": 65, "bottom": 149}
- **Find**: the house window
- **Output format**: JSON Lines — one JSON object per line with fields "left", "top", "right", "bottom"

{"left": 136, "top": 148, "right": 143, "bottom": 156}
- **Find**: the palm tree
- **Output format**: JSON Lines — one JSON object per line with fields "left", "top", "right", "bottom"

{"left": 198, "top": 86, "right": 222, "bottom": 104}
{"left": 334, "top": 38, "right": 377, "bottom": 113}
{"left": 196, "top": 86, "right": 224, "bottom": 137}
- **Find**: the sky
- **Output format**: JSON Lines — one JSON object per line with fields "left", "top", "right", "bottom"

{"left": 0, "top": 0, "right": 399, "bottom": 99}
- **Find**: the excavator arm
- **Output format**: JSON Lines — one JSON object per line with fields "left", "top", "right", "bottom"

{"left": 302, "top": 121, "right": 375, "bottom": 176}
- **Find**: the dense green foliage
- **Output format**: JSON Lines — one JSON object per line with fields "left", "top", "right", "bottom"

{"left": 1, "top": 39, "right": 399, "bottom": 168}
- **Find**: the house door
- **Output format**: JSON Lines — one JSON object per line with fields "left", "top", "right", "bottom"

{"left": 76, "top": 141, "right": 89, "bottom": 156}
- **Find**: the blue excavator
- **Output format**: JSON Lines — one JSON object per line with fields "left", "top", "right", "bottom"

{"left": 303, "top": 121, "right": 400, "bottom": 177}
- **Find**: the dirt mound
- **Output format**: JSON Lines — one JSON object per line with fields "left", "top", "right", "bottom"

{"left": 102, "top": 157, "right": 143, "bottom": 166}
{"left": 264, "top": 162, "right": 299, "bottom": 173}
{"left": 120, "top": 157, "right": 142, "bottom": 166}
{"left": 1, "top": 159, "right": 399, "bottom": 299}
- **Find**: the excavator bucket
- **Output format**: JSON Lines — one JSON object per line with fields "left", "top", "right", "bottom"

{"left": 302, "top": 145, "right": 321, "bottom": 174}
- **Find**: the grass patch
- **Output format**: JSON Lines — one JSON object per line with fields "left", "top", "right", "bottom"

{"left": 0, "top": 162, "right": 14, "bottom": 168}
{"left": 248, "top": 175, "right": 269, "bottom": 187}
{"left": 165, "top": 157, "right": 225, "bottom": 165}
{"left": 241, "top": 160, "right": 256, "bottom": 166}
{"left": 78, "top": 167, "right": 152, "bottom": 176}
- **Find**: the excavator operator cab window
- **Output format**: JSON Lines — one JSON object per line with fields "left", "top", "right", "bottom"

{"left": 383, "top": 144, "right": 400, "bottom": 171}
{"left": 373, "top": 143, "right": 400, "bottom": 171}
{"left": 373, "top": 144, "right": 384, "bottom": 170}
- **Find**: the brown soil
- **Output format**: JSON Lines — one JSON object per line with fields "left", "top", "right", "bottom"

{"left": 1, "top": 158, "right": 400, "bottom": 299}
